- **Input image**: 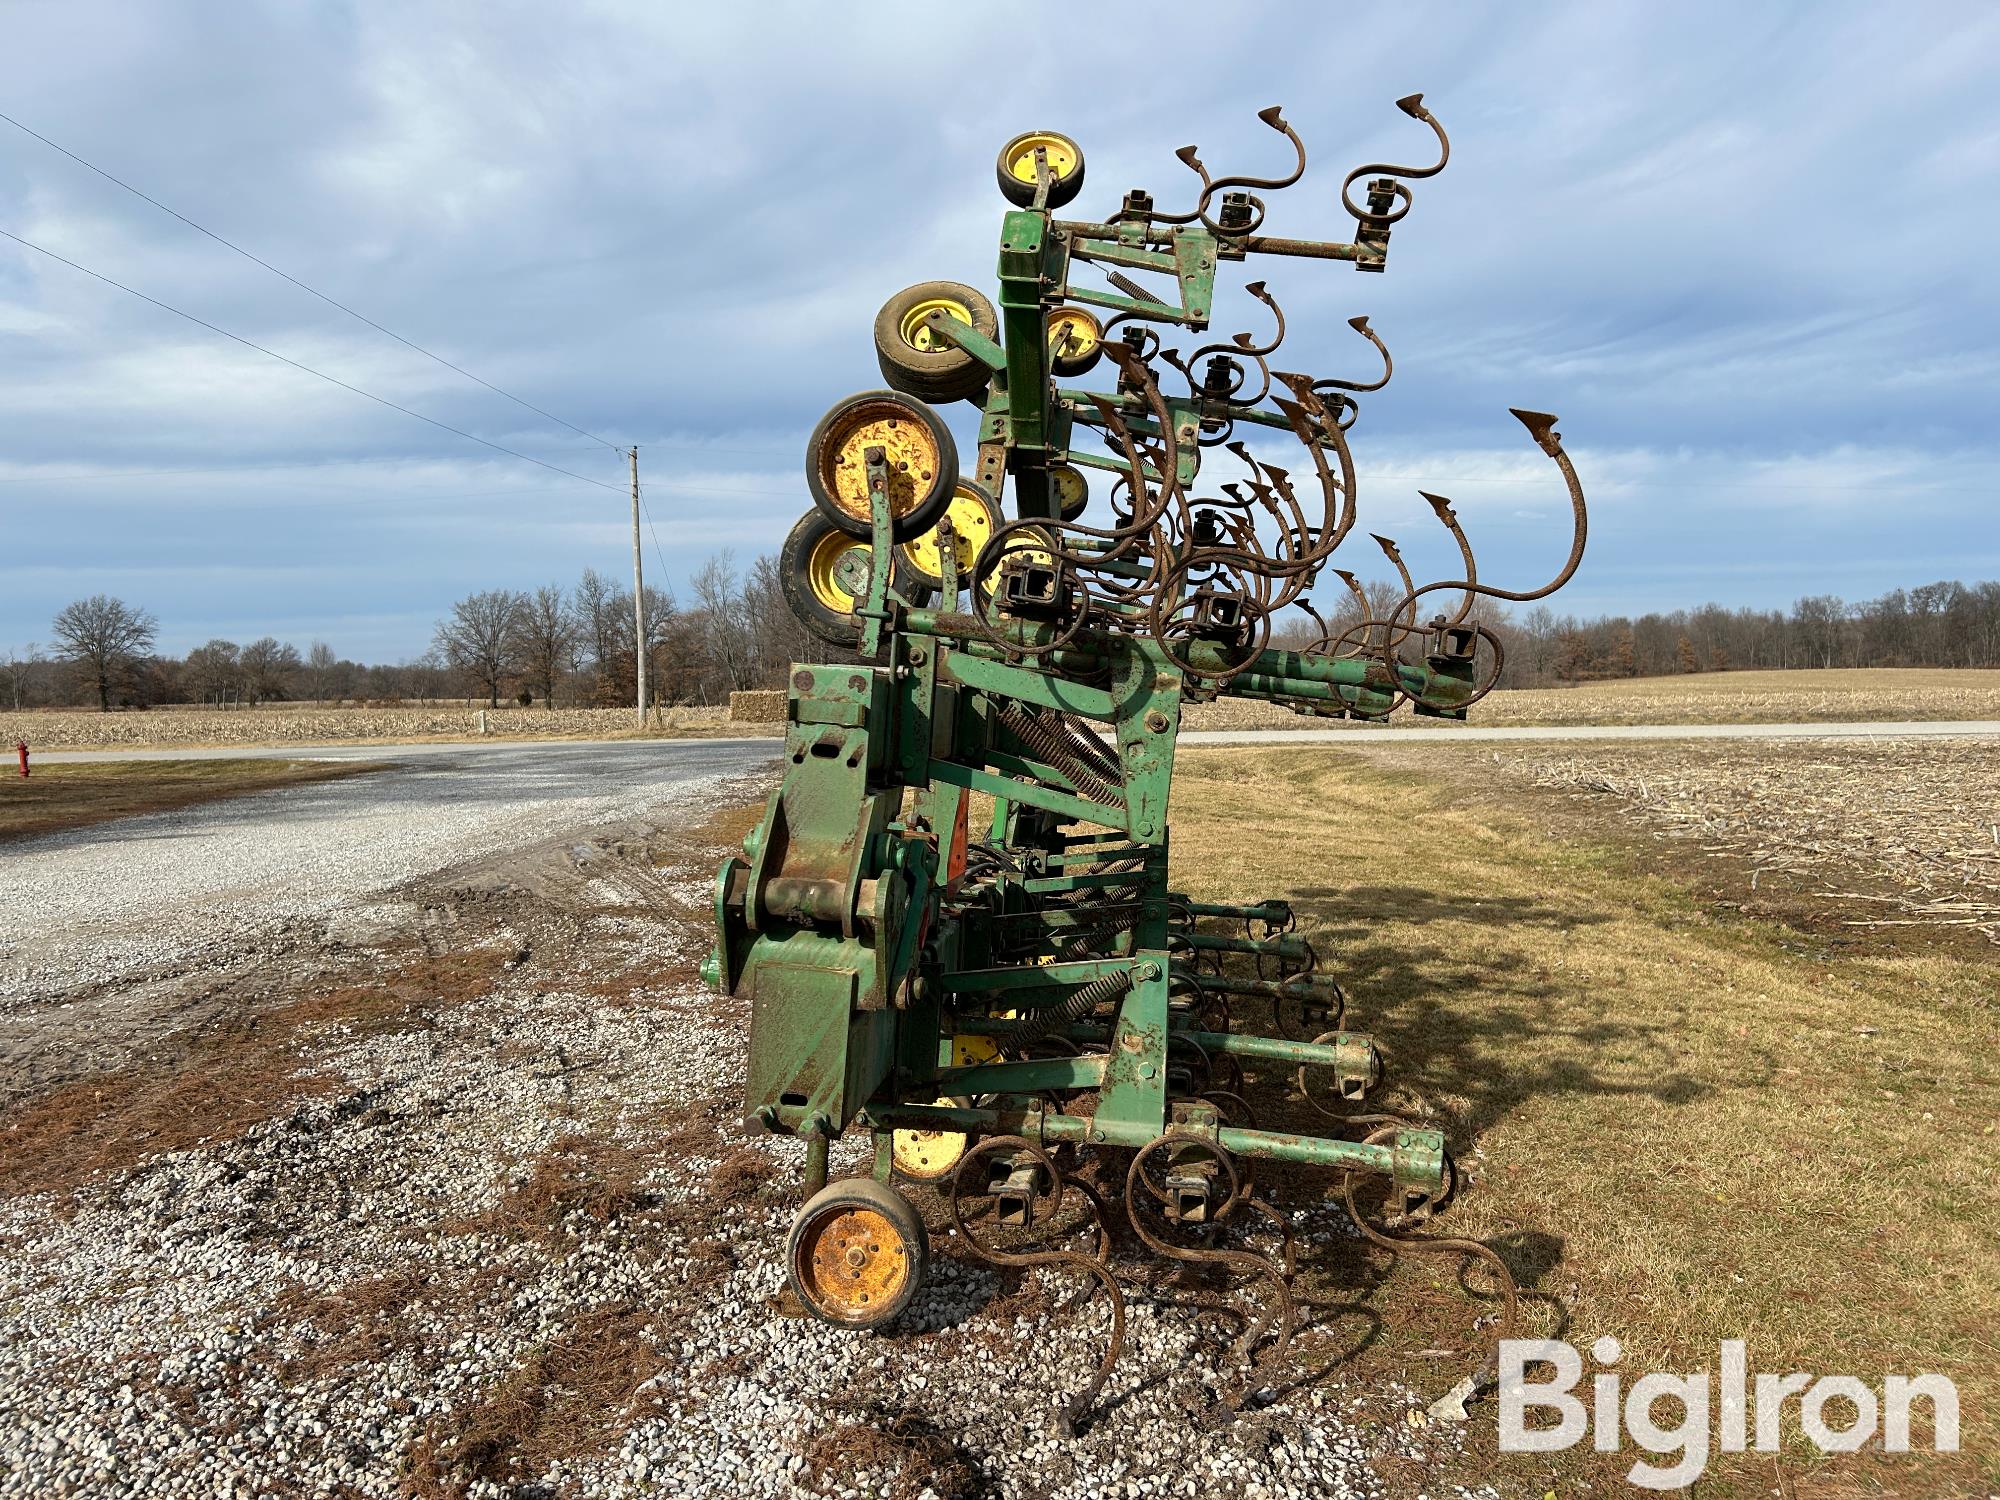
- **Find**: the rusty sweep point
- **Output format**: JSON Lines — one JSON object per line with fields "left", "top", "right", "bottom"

{"left": 1175, "top": 144, "right": 1203, "bottom": 170}
{"left": 1509, "top": 407, "right": 1563, "bottom": 456}
{"left": 1420, "top": 490, "right": 1458, "bottom": 521}
{"left": 1395, "top": 92, "right": 1427, "bottom": 119}
{"left": 1257, "top": 105, "right": 1288, "bottom": 129}
{"left": 1347, "top": 314, "right": 1373, "bottom": 334}
{"left": 1371, "top": 533, "right": 1403, "bottom": 559}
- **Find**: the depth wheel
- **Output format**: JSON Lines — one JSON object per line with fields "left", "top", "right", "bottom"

{"left": 1052, "top": 463, "right": 1090, "bottom": 521}
{"left": 786, "top": 1177, "right": 928, "bottom": 1329}
{"left": 1046, "top": 306, "right": 1103, "bottom": 377}
{"left": 779, "top": 510, "right": 873, "bottom": 647}
{"left": 996, "top": 130, "right": 1085, "bottom": 209}
{"left": 889, "top": 1096, "right": 974, "bottom": 1183}
{"left": 806, "top": 390, "right": 959, "bottom": 542}
{"left": 874, "top": 281, "right": 999, "bottom": 406}
{"left": 897, "top": 480, "right": 999, "bottom": 594}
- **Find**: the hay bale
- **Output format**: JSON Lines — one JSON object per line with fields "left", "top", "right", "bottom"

{"left": 728, "top": 690, "right": 787, "bottom": 723}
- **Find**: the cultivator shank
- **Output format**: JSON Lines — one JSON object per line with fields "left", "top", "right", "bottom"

{"left": 705, "top": 101, "right": 1585, "bottom": 1425}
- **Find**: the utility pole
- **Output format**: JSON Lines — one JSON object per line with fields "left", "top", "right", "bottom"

{"left": 631, "top": 445, "right": 647, "bottom": 728}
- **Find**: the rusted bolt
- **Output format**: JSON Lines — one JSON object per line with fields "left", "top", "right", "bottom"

{"left": 792, "top": 670, "right": 813, "bottom": 692}
{"left": 1144, "top": 709, "right": 1169, "bottom": 733}
{"left": 907, "top": 646, "right": 926, "bottom": 665}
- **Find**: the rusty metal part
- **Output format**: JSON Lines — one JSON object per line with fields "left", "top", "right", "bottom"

{"left": 948, "top": 1137, "right": 1126, "bottom": 1433}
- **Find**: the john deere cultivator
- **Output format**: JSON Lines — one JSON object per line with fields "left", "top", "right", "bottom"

{"left": 703, "top": 101, "right": 1587, "bottom": 1426}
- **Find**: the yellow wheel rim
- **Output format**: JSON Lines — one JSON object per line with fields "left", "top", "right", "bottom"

{"left": 818, "top": 398, "right": 943, "bottom": 527}
{"left": 891, "top": 1096, "right": 970, "bottom": 1182}
{"left": 898, "top": 296, "right": 973, "bottom": 354}
{"left": 805, "top": 527, "right": 869, "bottom": 614}
{"left": 795, "top": 1206, "right": 911, "bottom": 1324}
{"left": 951, "top": 1033, "right": 1001, "bottom": 1068}
{"left": 1053, "top": 464, "right": 1088, "bottom": 517}
{"left": 1004, "top": 132, "right": 1080, "bottom": 185}
{"left": 899, "top": 482, "right": 997, "bottom": 584}
{"left": 1046, "top": 307, "right": 1101, "bottom": 363}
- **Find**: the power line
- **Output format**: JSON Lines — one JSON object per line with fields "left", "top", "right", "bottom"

{"left": 0, "top": 108, "right": 623, "bottom": 455}
{"left": 0, "top": 226, "right": 623, "bottom": 493}
{"left": 637, "top": 481, "right": 673, "bottom": 598}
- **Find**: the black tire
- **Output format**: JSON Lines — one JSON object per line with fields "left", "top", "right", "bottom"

{"left": 996, "top": 130, "right": 1085, "bottom": 210}
{"left": 805, "top": 390, "right": 959, "bottom": 542}
{"left": 785, "top": 1176, "right": 928, "bottom": 1329}
{"left": 874, "top": 281, "right": 999, "bottom": 406}
{"left": 779, "top": 510, "right": 872, "bottom": 648}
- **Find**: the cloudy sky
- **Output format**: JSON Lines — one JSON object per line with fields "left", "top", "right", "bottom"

{"left": 2, "top": 2, "right": 1996, "bottom": 661}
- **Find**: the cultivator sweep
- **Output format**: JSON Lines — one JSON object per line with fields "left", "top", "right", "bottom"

{"left": 703, "top": 101, "right": 1587, "bottom": 1427}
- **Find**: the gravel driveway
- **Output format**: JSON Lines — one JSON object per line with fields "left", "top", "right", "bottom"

{"left": 0, "top": 742, "right": 1488, "bottom": 1500}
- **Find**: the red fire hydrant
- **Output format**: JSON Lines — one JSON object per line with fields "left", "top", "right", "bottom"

{"left": 15, "top": 741, "right": 26, "bottom": 779}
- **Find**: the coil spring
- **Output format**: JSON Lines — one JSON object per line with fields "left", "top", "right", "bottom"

{"left": 997, "top": 701, "right": 1121, "bottom": 806}
{"left": 1011, "top": 967, "right": 1136, "bottom": 1046}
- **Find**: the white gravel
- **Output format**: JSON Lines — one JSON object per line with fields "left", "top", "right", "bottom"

{"left": 0, "top": 741, "right": 773, "bottom": 1008}
{"left": 0, "top": 745, "right": 1497, "bottom": 1500}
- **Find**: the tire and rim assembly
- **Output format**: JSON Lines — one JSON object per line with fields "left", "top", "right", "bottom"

{"left": 897, "top": 480, "right": 999, "bottom": 593}
{"left": 806, "top": 390, "right": 959, "bottom": 542}
{"left": 1045, "top": 306, "right": 1104, "bottom": 377}
{"left": 779, "top": 510, "right": 874, "bottom": 647}
{"left": 889, "top": 1096, "right": 974, "bottom": 1183}
{"left": 996, "top": 130, "right": 1085, "bottom": 209}
{"left": 1052, "top": 463, "right": 1090, "bottom": 521}
{"left": 785, "top": 1177, "right": 928, "bottom": 1328}
{"left": 874, "top": 281, "right": 999, "bottom": 405}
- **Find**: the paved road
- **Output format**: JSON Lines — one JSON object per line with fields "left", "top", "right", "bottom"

{"left": 30, "top": 718, "right": 2000, "bottom": 765}
{"left": 2, "top": 738, "right": 778, "bottom": 1007}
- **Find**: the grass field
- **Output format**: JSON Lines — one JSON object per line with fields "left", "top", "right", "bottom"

{"left": 1185, "top": 666, "right": 2000, "bottom": 732}
{"left": 1170, "top": 744, "right": 1996, "bottom": 1496}
{"left": 0, "top": 758, "right": 384, "bottom": 843}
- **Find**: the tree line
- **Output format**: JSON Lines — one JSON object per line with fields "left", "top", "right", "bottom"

{"left": 7, "top": 571, "right": 1997, "bottom": 712}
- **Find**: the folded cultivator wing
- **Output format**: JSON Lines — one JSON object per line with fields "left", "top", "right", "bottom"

{"left": 703, "top": 101, "right": 1587, "bottom": 1430}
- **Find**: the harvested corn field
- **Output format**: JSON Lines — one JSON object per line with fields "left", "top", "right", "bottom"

{"left": 1183, "top": 667, "right": 2000, "bottom": 732}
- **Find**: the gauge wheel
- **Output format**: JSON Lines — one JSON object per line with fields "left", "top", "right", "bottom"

{"left": 1052, "top": 463, "right": 1090, "bottom": 521}
{"left": 889, "top": 1096, "right": 974, "bottom": 1183}
{"left": 806, "top": 390, "right": 959, "bottom": 541}
{"left": 897, "top": 480, "right": 1000, "bottom": 592}
{"left": 1046, "top": 306, "right": 1104, "bottom": 377}
{"left": 785, "top": 1177, "right": 928, "bottom": 1328}
{"left": 996, "top": 130, "right": 1085, "bottom": 209}
{"left": 779, "top": 509, "right": 876, "bottom": 647}
{"left": 874, "top": 281, "right": 999, "bottom": 406}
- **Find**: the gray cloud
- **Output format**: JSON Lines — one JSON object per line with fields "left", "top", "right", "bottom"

{"left": 3, "top": 1, "right": 1996, "bottom": 658}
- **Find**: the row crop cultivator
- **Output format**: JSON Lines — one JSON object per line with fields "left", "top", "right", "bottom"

{"left": 703, "top": 99, "right": 1588, "bottom": 1429}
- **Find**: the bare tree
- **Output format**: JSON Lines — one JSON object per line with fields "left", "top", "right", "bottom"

{"left": 239, "top": 637, "right": 303, "bottom": 704}
{"left": 573, "top": 567, "right": 623, "bottom": 686}
{"left": 434, "top": 590, "right": 525, "bottom": 708}
{"left": 50, "top": 595, "right": 157, "bottom": 710}
{"left": 305, "top": 641, "right": 337, "bottom": 703}
{"left": 514, "top": 584, "right": 579, "bottom": 708}
{"left": 183, "top": 639, "right": 242, "bottom": 704}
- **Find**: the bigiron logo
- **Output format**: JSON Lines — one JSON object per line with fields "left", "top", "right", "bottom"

{"left": 1497, "top": 1338, "right": 1961, "bottom": 1490}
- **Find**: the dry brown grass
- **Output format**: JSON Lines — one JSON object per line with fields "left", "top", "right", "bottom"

{"left": 0, "top": 757, "right": 384, "bottom": 842}
{"left": 0, "top": 703, "right": 771, "bottom": 751}
{"left": 1183, "top": 666, "right": 2000, "bottom": 732}
{"left": 400, "top": 1302, "right": 666, "bottom": 1497}
{"left": 1171, "top": 745, "right": 1999, "bottom": 1496}
{"left": 0, "top": 943, "right": 509, "bottom": 1199}
{"left": 798, "top": 1413, "right": 987, "bottom": 1500}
